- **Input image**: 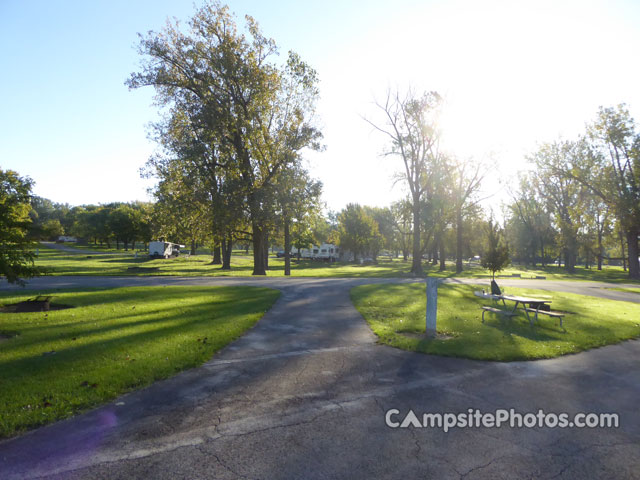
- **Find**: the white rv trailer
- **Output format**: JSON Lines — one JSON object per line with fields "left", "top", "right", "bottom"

{"left": 294, "top": 243, "right": 340, "bottom": 261}
{"left": 149, "top": 241, "right": 185, "bottom": 259}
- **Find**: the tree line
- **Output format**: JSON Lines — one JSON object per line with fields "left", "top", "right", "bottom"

{"left": 28, "top": 197, "right": 154, "bottom": 251}
{"left": 2, "top": 1, "right": 638, "bottom": 283}
{"left": 505, "top": 104, "right": 640, "bottom": 278}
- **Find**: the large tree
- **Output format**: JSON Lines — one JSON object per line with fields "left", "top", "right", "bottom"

{"left": 128, "top": 1, "right": 321, "bottom": 275}
{"left": 575, "top": 105, "right": 640, "bottom": 279}
{"left": 366, "top": 88, "right": 443, "bottom": 274}
{"left": 527, "top": 140, "right": 583, "bottom": 273}
{"left": 273, "top": 164, "right": 322, "bottom": 275}
{"left": 449, "top": 156, "right": 487, "bottom": 273}
{"left": 0, "top": 169, "right": 40, "bottom": 285}
{"left": 337, "top": 204, "right": 381, "bottom": 263}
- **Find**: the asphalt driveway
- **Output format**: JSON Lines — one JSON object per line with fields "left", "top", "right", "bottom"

{"left": 0, "top": 276, "right": 639, "bottom": 479}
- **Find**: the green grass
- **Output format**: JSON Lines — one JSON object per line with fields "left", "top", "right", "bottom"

{"left": 34, "top": 246, "right": 640, "bottom": 283}
{"left": 608, "top": 287, "right": 640, "bottom": 294}
{"left": 0, "top": 286, "right": 280, "bottom": 438}
{"left": 351, "top": 283, "right": 640, "bottom": 361}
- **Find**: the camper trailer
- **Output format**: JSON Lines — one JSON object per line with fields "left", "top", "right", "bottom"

{"left": 293, "top": 243, "right": 340, "bottom": 262}
{"left": 149, "top": 241, "right": 185, "bottom": 259}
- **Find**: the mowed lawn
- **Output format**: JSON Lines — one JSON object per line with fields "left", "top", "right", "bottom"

{"left": 35, "top": 245, "right": 639, "bottom": 283}
{"left": 351, "top": 283, "right": 640, "bottom": 361}
{"left": 0, "top": 286, "right": 280, "bottom": 438}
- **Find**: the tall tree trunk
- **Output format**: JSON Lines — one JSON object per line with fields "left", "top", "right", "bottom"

{"left": 627, "top": 229, "right": 639, "bottom": 279}
{"left": 212, "top": 242, "right": 221, "bottom": 264}
{"left": 620, "top": 231, "right": 627, "bottom": 271}
{"left": 439, "top": 235, "right": 446, "bottom": 271}
{"left": 221, "top": 236, "right": 232, "bottom": 270}
{"left": 540, "top": 240, "right": 545, "bottom": 267}
{"left": 190, "top": 239, "right": 196, "bottom": 256}
{"left": 284, "top": 217, "right": 291, "bottom": 276}
{"left": 263, "top": 233, "right": 269, "bottom": 271}
{"left": 432, "top": 232, "right": 439, "bottom": 266}
{"left": 455, "top": 208, "right": 463, "bottom": 274}
{"left": 564, "top": 248, "right": 576, "bottom": 273}
{"left": 411, "top": 200, "right": 422, "bottom": 275}
{"left": 252, "top": 223, "right": 266, "bottom": 275}
{"left": 597, "top": 228, "right": 603, "bottom": 270}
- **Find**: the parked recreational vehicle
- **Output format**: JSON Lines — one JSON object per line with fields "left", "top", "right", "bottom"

{"left": 293, "top": 243, "right": 340, "bottom": 261}
{"left": 149, "top": 241, "right": 185, "bottom": 259}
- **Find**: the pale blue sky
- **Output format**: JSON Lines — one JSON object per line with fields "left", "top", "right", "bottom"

{"left": 2, "top": 0, "right": 640, "bottom": 210}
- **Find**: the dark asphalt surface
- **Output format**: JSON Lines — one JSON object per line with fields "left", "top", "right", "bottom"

{"left": 0, "top": 276, "right": 639, "bottom": 479}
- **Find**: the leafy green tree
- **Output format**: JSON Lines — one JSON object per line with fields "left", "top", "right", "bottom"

{"left": 390, "top": 199, "right": 412, "bottom": 261}
{"left": 506, "top": 177, "right": 557, "bottom": 266}
{"left": 0, "top": 169, "right": 40, "bottom": 284}
{"left": 274, "top": 165, "right": 322, "bottom": 275}
{"left": 482, "top": 219, "right": 510, "bottom": 281}
{"left": 364, "top": 206, "right": 396, "bottom": 256}
{"left": 527, "top": 140, "right": 584, "bottom": 272}
{"left": 41, "top": 219, "right": 64, "bottom": 240}
{"left": 337, "top": 204, "right": 382, "bottom": 263}
{"left": 573, "top": 105, "right": 640, "bottom": 279}
{"left": 128, "top": 1, "right": 322, "bottom": 275}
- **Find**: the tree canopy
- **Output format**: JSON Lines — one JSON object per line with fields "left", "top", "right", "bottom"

{"left": 0, "top": 169, "right": 40, "bottom": 284}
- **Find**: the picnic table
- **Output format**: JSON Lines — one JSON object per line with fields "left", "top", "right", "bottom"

{"left": 500, "top": 295, "right": 553, "bottom": 326}
{"left": 475, "top": 291, "right": 566, "bottom": 328}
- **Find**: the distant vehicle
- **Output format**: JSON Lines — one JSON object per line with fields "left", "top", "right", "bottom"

{"left": 149, "top": 241, "right": 185, "bottom": 259}
{"left": 293, "top": 243, "right": 340, "bottom": 262}
{"left": 56, "top": 236, "right": 77, "bottom": 243}
{"left": 276, "top": 250, "right": 286, "bottom": 258}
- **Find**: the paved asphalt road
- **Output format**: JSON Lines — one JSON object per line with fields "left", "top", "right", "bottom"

{"left": 0, "top": 276, "right": 639, "bottom": 479}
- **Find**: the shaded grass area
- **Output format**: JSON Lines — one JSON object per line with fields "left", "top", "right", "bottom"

{"left": 0, "top": 286, "right": 280, "bottom": 438}
{"left": 34, "top": 246, "right": 639, "bottom": 283}
{"left": 351, "top": 283, "right": 640, "bottom": 361}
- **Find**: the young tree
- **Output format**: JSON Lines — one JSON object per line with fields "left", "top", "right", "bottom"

{"left": 482, "top": 219, "right": 510, "bottom": 281}
{"left": 366, "top": 88, "right": 443, "bottom": 274}
{"left": 0, "top": 169, "right": 40, "bottom": 285}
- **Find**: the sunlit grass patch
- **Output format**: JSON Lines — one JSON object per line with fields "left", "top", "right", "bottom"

{"left": 351, "top": 283, "right": 640, "bottom": 361}
{"left": 0, "top": 286, "right": 280, "bottom": 438}
{"left": 34, "top": 245, "right": 639, "bottom": 283}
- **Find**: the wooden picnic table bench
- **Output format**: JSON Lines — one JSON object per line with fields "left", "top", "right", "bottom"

{"left": 524, "top": 307, "right": 566, "bottom": 328}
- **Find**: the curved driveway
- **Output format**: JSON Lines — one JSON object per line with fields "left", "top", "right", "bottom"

{"left": 1, "top": 276, "right": 639, "bottom": 479}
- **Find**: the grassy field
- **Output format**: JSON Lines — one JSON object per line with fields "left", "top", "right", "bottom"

{"left": 608, "top": 287, "right": 640, "bottom": 294}
{"left": 351, "top": 283, "right": 640, "bottom": 361}
{"left": 34, "top": 245, "right": 639, "bottom": 283}
{"left": 0, "top": 286, "right": 280, "bottom": 438}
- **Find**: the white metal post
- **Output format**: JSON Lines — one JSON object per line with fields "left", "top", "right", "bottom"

{"left": 426, "top": 277, "right": 437, "bottom": 337}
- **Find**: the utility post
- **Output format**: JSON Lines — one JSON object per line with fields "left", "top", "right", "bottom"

{"left": 426, "top": 277, "right": 438, "bottom": 337}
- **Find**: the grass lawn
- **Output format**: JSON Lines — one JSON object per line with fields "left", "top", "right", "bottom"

{"left": 351, "top": 283, "right": 640, "bottom": 361}
{"left": 608, "top": 287, "right": 640, "bottom": 294}
{"left": 0, "top": 286, "right": 280, "bottom": 438}
{"left": 34, "top": 245, "right": 639, "bottom": 283}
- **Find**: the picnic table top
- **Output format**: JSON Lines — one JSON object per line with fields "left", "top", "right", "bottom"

{"left": 500, "top": 294, "right": 551, "bottom": 304}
